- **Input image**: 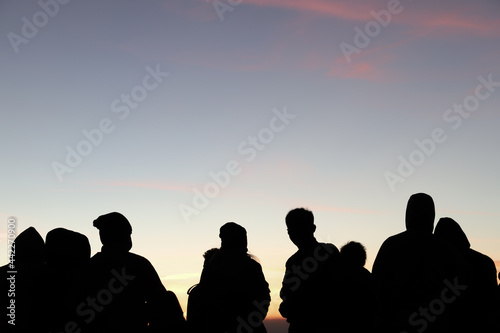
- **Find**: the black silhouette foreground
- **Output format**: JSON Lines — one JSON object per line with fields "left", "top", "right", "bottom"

{"left": 189, "top": 222, "right": 270, "bottom": 333}
{"left": 279, "top": 208, "right": 340, "bottom": 333}
{"left": 372, "top": 193, "right": 464, "bottom": 333}
{"left": 69, "top": 212, "right": 186, "bottom": 333}
{"left": 2, "top": 198, "right": 499, "bottom": 333}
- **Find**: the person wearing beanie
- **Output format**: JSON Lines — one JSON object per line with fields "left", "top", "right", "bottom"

{"left": 195, "top": 222, "right": 270, "bottom": 333}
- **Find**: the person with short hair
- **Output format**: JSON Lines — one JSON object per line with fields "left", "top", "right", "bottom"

{"left": 279, "top": 208, "right": 340, "bottom": 333}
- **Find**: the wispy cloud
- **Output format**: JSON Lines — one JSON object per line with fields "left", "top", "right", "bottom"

{"left": 243, "top": 0, "right": 500, "bottom": 37}
{"left": 243, "top": 0, "right": 372, "bottom": 21}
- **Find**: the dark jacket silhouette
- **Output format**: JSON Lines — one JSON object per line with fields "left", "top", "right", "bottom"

{"left": 197, "top": 222, "right": 270, "bottom": 333}
{"left": 186, "top": 248, "right": 219, "bottom": 333}
{"left": 45, "top": 228, "right": 91, "bottom": 332}
{"left": 372, "top": 193, "right": 463, "bottom": 333}
{"left": 434, "top": 217, "right": 498, "bottom": 332}
{"left": 1, "top": 227, "right": 47, "bottom": 333}
{"left": 337, "top": 241, "right": 376, "bottom": 333}
{"left": 279, "top": 208, "right": 340, "bottom": 333}
{"left": 70, "top": 212, "right": 186, "bottom": 333}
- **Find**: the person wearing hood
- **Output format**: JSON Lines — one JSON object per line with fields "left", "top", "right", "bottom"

{"left": 44, "top": 228, "right": 91, "bottom": 332}
{"left": 372, "top": 193, "right": 463, "bottom": 333}
{"left": 0, "top": 227, "right": 47, "bottom": 333}
{"left": 198, "top": 222, "right": 270, "bottom": 333}
{"left": 435, "top": 217, "right": 497, "bottom": 332}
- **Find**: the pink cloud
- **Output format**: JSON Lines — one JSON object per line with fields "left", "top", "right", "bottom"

{"left": 243, "top": 0, "right": 500, "bottom": 37}
{"left": 329, "top": 61, "right": 382, "bottom": 80}
{"left": 243, "top": 0, "right": 373, "bottom": 21}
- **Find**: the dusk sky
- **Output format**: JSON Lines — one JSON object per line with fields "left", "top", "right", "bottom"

{"left": 1, "top": 0, "right": 499, "bottom": 323}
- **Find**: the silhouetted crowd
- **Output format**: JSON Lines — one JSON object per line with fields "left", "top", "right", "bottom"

{"left": 1, "top": 193, "right": 499, "bottom": 333}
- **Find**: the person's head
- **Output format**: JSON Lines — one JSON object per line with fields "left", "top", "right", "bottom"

{"left": 340, "top": 241, "right": 367, "bottom": 267}
{"left": 14, "top": 227, "right": 45, "bottom": 267}
{"left": 405, "top": 193, "right": 435, "bottom": 235}
{"left": 46, "top": 228, "right": 91, "bottom": 267}
{"left": 434, "top": 217, "right": 470, "bottom": 250}
{"left": 285, "top": 208, "right": 316, "bottom": 248}
{"left": 203, "top": 247, "right": 220, "bottom": 267}
{"left": 93, "top": 212, "right": 132, "bottom": 252}
{"left": 219, "top": 222, "right": 247, "bottom": 254}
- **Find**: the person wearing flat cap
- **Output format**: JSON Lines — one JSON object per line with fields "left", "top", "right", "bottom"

{"left": 71, "top": 212, "right": 186, "bottom": 333}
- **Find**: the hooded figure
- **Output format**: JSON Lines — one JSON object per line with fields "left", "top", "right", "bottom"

{"left": 45, "top": 228, "right": 91, "bottom": 332}
{"left": 435, "top": 217, "right": 498, "bottom": 332}
{"left": 1, "top": 227, "right": 47, "bottom": 333}
{"left": 198, "top": 222, "right": 270, "bottom": 333}
{"left": 372, "top": 193, "right": 463, "bottom": 333}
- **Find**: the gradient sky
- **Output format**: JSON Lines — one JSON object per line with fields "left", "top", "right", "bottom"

{"left": 1, "top": 0, "right": 499, "bottom": 321}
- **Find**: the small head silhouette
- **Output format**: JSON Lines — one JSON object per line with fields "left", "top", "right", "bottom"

{"left": 203, "top": 247, "right": 220, "bottom": 267}
{"left": 434, "top": 217, "right": 470, "bottom": 251}
{"left": 93, "top": 212, "right": 132, "bottom": 251}
{"left": 219, "top": 222, "right": 247, "bottom": 254}
{"left": 340, "top": 241, "right": 367, "bottom": 267}
{"left": 285, "top": 208, "right": 316, "bottom": 248}
{"left": 405, "top": 193, "right": 435, "bottom": 235}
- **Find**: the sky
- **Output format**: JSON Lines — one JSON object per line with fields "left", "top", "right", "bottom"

{"left": 1, "top": 0, "right": 500, "bottom": 326}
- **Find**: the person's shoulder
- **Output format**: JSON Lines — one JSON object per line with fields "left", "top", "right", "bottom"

{"left": 126, "top": 252, "right": 153, "bottom": 266}
{"left": 285, "top": 251, "right": 301, "bottom": 267}
{"left": 468, "top": 248, "right": 496, "bottom": 267}
{"left": 245, "top": 256, "right": 264, "bottom": 270}
{"left": 380, "top": 231, "right": 407, "bottom": 248}
{"left": 318, "top": 242, "right": 339, "bottom": 255}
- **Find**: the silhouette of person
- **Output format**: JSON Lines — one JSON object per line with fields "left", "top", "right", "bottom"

{"left": 198, "top": 222, "right": 270, "bottom": 333}
{"left": 337, "top": 241, "right": 376, "bottom": 333}
{"left": 434, "top": 217, "right": 498, "bottom": 332}
{"left": 70, "top": 212, "right": 186, "bottom": 333}
{"left": 0, "top": 227, "right": 47, "bottom": 333}
{"left": 372, "top": 193, "right": 463, "bottom": 333}
{"left": 44, "top": 228, "right": 91, "bottom": 332}
{"left": 279, "top": 208, "right": 340, "bottom": 333}
{"left": 496, "top": 272, "right": 500, "bottom": 331}
{"left": 186, "top": 247, "right": 220, "bottom": 333}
